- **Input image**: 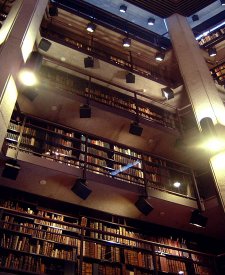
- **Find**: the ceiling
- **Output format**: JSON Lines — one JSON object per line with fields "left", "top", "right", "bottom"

{"left": 1, "top": 0, "right": 225, "bottom": 241}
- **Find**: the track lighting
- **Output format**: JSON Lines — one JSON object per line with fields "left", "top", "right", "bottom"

{"left": 84, "top": 56, "right": 94, "bottom": 68}
{"left": 192, "top": 14, "right": 199, "bottom": 21}
{"left": 155, "top": 52, "right": 165, "bottom": 61}
{"left": 126, "top": 73, "right": 135, "bottom": 83}
{"left": 2, "top": 159, "right": 20, "bottom": 180}
{"left": 71, "top": 178, "right": 92, "bottom": 200}
{"left": 221, "top": 0, "right": 225, "bottom": 5}
{"left": 123, "top": 37, "right": 131, "bottom": 48}
{"left": 161, "top": 87, "right": 174, "bottom": 100}
{"left": 80, "top": 104, "right": 91, "bottom": 118}
{"left": 148, "top": 17, "right": 155, "bottom": 26}
{"left": 86, "top": 22, "right": 96, "bottom": 33}
{"left": 208, "top": 48, "right": 217, "bottom": 57}
{"left": 189, "top": 210, "right": 208, "bottom": 228}
{"left": 119, "top": 4, "right": 127, "bottom": 13}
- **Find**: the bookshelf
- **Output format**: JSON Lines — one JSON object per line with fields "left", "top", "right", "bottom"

{"left": 0, "top": 191, "right": 219, "bottom": 275}
{"left": 210, "top": 61, "right": 225, "bottom": 85}
{"left": 197, "top": 24, "right": 225, "bottom": 48}
{"left": 38, "top": 65, "right": 179, "bottom": 131}
{"left": 5, "top": 112, "right": 194, "bottom": 198}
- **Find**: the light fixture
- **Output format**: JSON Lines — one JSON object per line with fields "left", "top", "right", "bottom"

{"left": 178, "top": 271, "right": 184, "bottom": 275}
{"left": 80, "top": 104, "right": 91, "bottom": 118}
{"left": 200, "top": 117, "right": 225, "bottom": 152}
{"left": 189, "top": 210, "right": 208, "bottom": 228}
{"left": 155, "top": 51, "right": 165, "bottom": 61}
{"left": 126, "top": 72, "right": 135, "bottom": 83}
{"left": 71, "top": 178, "right": 92, "bottom": 200}
{"left": 38, "top": 38, "right": 52, "bottom": 52}
{"left": 135, "top": 196, "right": 154, "bottom": 216}
{"left": 208, "top": 48, "right": 217, "bottom": 57}
{"left": 221, "top": 0, "right": 225, "bottom": 5}
{"left": 86, "top": 22, "right": 96, "bottom": 33}
{"left": 173, "top": 181, "right": 181, "bottom": 188}
{"left": 2, "top": 159, "right": 21, "bottom": 180}
{"left": 18, "top": 51, "right": 43, "bottom": 86}
{"left": 148, "top": 17, "right": 155, "bottom": 25}
{"left": 192, "top": 14, "right": 199, "bottom": 22}
{"left": 119, "top": 4, "right": 127, "bottom": 13}
{"left": 123, "top": 37, "right": 131, "bottom": 47}
{"left": 129, "top": 121, "right": 143, "bottom": 136}
{"left": 161, "top": 87, "right": 174, "bottom": 100}
{"left": 84, "top": 56, "right": 94, "bottom": 68}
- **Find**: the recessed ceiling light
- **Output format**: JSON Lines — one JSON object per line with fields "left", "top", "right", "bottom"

{"left": 60, "top": 57, "right": 66, "bottom": 62}
{"left": 173, "top": 181, "right": 181, "bottom": 188}
{"left": 51, "top": 105, "right": 58, "bottom": 111}
{"left": 86, "top": 22, "right": 96, "bottom": 33}
{"left": 148, "top": 17, "right": 155, "bottom": 26}
{"left": 39, "top": 180, "right": 47, "bottom": 185}
{"left": 123, "top": 37, "right": 131, "bottom": 47}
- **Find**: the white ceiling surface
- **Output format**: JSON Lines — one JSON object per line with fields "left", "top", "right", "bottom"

{"left": 84, "top": 0, "right": 225, "bottom": 37}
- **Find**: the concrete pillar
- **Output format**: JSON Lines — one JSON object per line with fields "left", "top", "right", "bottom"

{"left": 0, "top": 0, "right": 48, "bottom": 149}
{"left": 167, "top": 14, "right": 225, "bottom": 213}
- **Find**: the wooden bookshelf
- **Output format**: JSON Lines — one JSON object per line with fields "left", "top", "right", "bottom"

{"left": 0, "top": 193, "right": 218, "bottom": 275}
{"left": 210, "top": 61, "right": 225, "bottom": 85}
{"left": 197, "top": 24, "right": 225, "bottom": 48}
{"left": 5, "top": 112, "right": 195, "bottom": 198}
{"left": 38, "top": 65, "right": 180, "bottom": 131}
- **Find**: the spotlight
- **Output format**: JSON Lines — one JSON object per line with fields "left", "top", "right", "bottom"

{"left": 84, "top": 56, "right": 94, "bottom": 68}
{"left": 80, "top": 104, "right": 91, "bottom": 118}
{"left": 192, "top": 14, "right": 199, "bottom": 22}
{"left": 86, "top": 22, "right": 96, "bottom": 33}
{"left": 189, "top": 210, "right": 208, "bottom": 228}
{"left": 129, "top": 122, "right": 143, "bottom": 136}
{"left": 49, "top": 5, "right": 58, "bottom": 16}
{"left": 2, "top": 159, "right": 20, "bottom": 180}
{"left": 71, "top": 178, "right": 92, "bottom": 200}
{"left": 126, "top": 72, "right": 135, "bottom": 83}
{"left": 148, "top": 17, "right": 155, "bottom": 25}
{"left": 135, "top": 197, "right": 153, "bottom": 216}
{"left": 38, "top": 38, "right": 52, "bottom": 52}
{"left": 155, "top": 52, "right": 165, "bottom": 61}
{"left": 173, "top": 181, "right": 181, "bottom": 188}
{"left": 208, "top": 48, "right": 217, "bottom": 57}
{"left": 161, "top": 87, "right": 174, "bottom": 100}
{"left": 221, "top": 0, "right": 225, "bottom": 5}
{"left": 123, "top": 37, "right": 131, "bottom": 48}
{"left": 18, "top": 51, "right": 43, "bottom": 86}
{"left": 119, "top": 4, "right": 127, "bottom": 13}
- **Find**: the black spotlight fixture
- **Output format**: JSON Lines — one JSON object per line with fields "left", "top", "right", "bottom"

{"left": 148, "top": 17, "right": 155, "bottom": 26}
{"left": 129, "top": 121, "right": 143, "bottom": 136}
{"left": 25, "top": 51, "right": 43, "bottom": 71}
{"left": 189, "top": 210, "right": 208, "bottom": 228}
{"left": 49, "top": 4, "right": 58, "bottom": 16}
{"left": 122, "top": 37, "right": 131, "bottom": 48}
{"left": 38, "top": 38, "right": 52, "bottom": 52}
{"left": 2, "top": 159, "right": 21, "bottom": 180}
{"left": 221, "top": 0, "right": 225, "bottom": 5}
{"left": 86, "top": 22, "right": 96, "bottom": 33}
{"left": 192, "top": 14, "right": 199, "bottom": 22}
{"left": 135, "top": 196, "right": 154, "bottom": 216}
{"left": 200, "top": 117, "right": 215, "bottom": 136}
{"left": 84, "top": 56, "right": 94, "bottom": 68}
{"left": 80, "top": 104, "right": 91, "bottom": 118}
{"left": 71, "top": 178, "right": 92, "bottom": 200}
{"left": 126, "top": 72, "right": 135, "bottom": 83}
{"left": 119, "top": 4, "right": 127, "bottom": 13}
{"left": 162, "top": 87, "right": 174, "bottom": 100}
{"left": 208, "top": 48, "right": 217, "bottom": 57}
{"left": 155, "top": 51, "right": 165, "bottom": 61}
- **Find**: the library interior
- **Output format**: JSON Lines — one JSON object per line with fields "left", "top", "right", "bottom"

{"left": 1, "top": 0, "right": 225, "bottom": 274}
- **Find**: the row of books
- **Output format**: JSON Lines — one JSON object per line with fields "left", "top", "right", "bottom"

{"left": 156, "top": 255, "right": 187, "bottom": 274}
{"left": 1, "top": 234, "right": 77, "bottom": 261}
{"left": 198, "top": 26, "right": 225, "bottom": 46}
{"left": 83, "top": 241, "right": 120, "bottom": 262}
{"left": 34, "top": 219, "right": 79, "bottom": 233}
{"left": 124, "top": 249, "right": 153, "bottom": 269}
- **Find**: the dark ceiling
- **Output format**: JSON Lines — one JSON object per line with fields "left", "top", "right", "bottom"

{"left": 125, "top": 0, "right": 218, "bottom": 17}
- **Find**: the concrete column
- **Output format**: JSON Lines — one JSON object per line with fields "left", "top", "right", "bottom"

{"left": 0, "top": 0, "right": 48, "bottom": 149}
{"left": 166, "top": 14, "right": 225, "bottom": 213}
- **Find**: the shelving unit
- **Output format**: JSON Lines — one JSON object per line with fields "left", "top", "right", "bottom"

{"left": 210, "top": 61, "right": 225, "bottom": 85}
{"left": 4, "top": 112, "right": 195, "bottom": 198}
{"left": 38, "top": 65, "right": 179, "bottom": 131}
{"left": 197, "top": 24, "right": 225, "bottom": 48}
{"left": 0, "top": 193, "right": 218, "bottom": 275}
